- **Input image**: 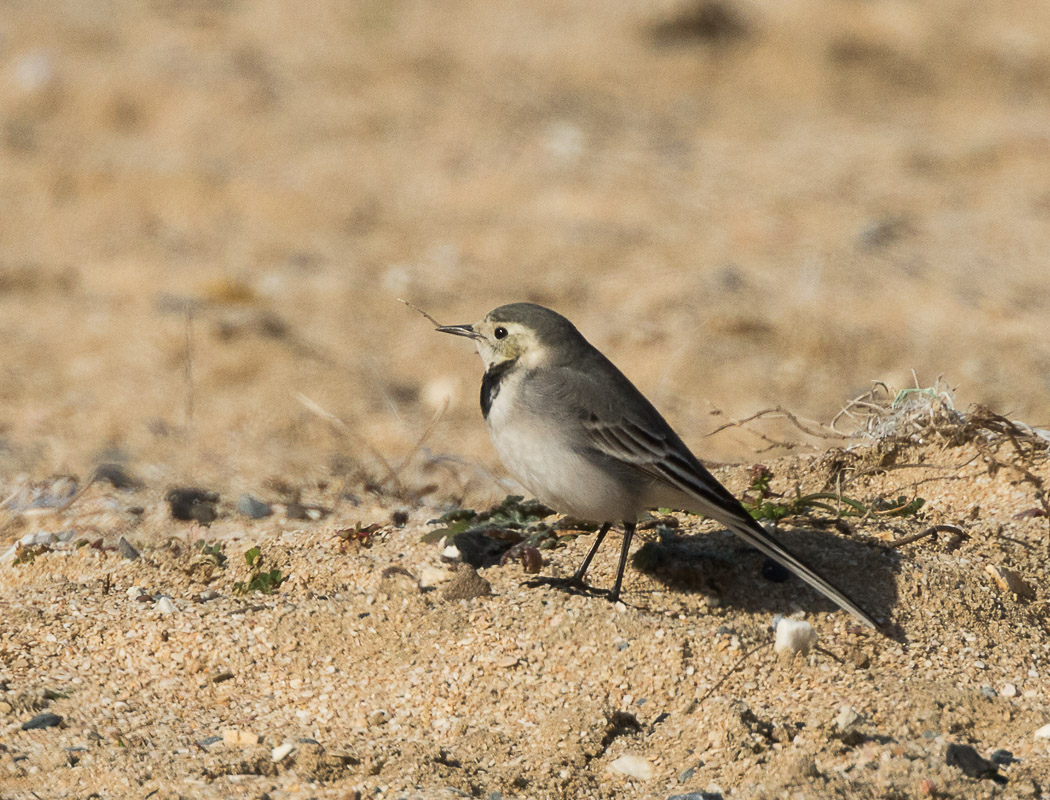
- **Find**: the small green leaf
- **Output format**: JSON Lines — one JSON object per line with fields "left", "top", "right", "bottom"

{"left": 244, "top": 546, "right": 261, "bottom": 567}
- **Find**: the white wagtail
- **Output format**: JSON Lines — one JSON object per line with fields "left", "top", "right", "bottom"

{"left": 438, "top": 302, "right": 877, "bottom": 628}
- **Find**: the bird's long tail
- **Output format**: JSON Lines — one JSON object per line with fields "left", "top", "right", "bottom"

{"left": 691, "top": 496, "right": 879, "bottom": 629}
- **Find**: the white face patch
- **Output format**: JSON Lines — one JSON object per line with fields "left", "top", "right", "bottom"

{"left": 472, "top": 318, "right": 548, "bottom": 371}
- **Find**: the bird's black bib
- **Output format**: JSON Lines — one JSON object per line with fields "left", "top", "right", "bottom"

{"left": 480, "top": 360, "right": 515, "bottom": 418}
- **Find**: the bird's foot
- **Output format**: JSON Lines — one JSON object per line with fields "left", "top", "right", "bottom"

{"left": 522, "top": 575, "right": 608, "bottom": 598}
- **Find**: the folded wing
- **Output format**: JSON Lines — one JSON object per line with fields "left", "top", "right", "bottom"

{"left": 584, "top": 413, "right": 878, "bottom": 629}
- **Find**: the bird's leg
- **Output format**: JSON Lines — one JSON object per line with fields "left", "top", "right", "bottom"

{"left": 605, "top": 521, "right": 636, "bottom": 604}
{"left": 568, "top": 521, "right": 611, "bottom": 584}
{"left": 524, "top": 522, "right": 611, "bottom": 595}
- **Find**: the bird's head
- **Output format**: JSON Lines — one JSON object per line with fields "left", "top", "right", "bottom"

{"left": 437, "top": 302, "right": 582, "bottom": 371}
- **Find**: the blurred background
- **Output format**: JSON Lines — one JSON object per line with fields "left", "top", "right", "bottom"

{"left": 1, "top": 0, "right": 1049, "bottom": 507}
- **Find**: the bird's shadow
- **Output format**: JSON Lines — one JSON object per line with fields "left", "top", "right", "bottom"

{"left": 630, "top": 524, "right": 903, "bottom": 638}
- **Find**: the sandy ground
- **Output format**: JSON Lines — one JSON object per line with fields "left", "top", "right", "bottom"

{"left": 2, "top": 0, "right": 1050, "bottom": 797}
{"left": 1, "top": 427, "right": 1049, "bottom": 799}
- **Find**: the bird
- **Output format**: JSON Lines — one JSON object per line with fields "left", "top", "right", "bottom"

{"left": 437, "top": 302, "right": 878, "bottom": 629}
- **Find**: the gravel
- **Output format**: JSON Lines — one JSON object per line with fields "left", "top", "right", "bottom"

{"left": 0, "top": 443, "right": 1047, "bottom": 798}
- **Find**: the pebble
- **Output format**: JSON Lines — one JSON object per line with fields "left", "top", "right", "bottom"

{"left": 14, "top": 50, "right": 55, "bottom": 93}
{"left": 238, "top": 494, "right": 273, "bottom": 519}
{"left": 835, "top": 706, "right": 861, "bottom": 731}
{"left": 609, "top": 754, "right": 652, "bottom": 780}
{"left": 198, "top": 736, "right": 223, "bottom": 747}
{"left": 21, "top": 712, "right": 62, "bottom": 730}
{"left": 1034, "top": 723, "right": 1050, "bottom": 740}
{"left": 985, "top": 564, "right": 1034, "bottom": 600}
{"left": 222, "top": 729, "right": 262, "bottom": 747}
{"left": 165, "top": 487, "right": 219, "bottom": 524}
{"left": 271, "top": 742, "right": 296, "bottom": 762}
{"left": 441, "top": 565, "right": 492, "bottom": 601}
{"left": 668, "top": 794, "right": 723, "bottom": 800}
{"left": 1, "top": 529, "right": 78, "bottom": 562}
{"left": 93, "top": 463, "right": 141, "bottom": 489}
{"left": 379, "top": 566, "right": 420, "bottom": 597}
{"left": 1000, "top": 683, "right": 1017, "bottom": 698}
{"left": 440, "top": 543, "right": 462, "bottom": 561}
{"left": 774, "top": 618, "right": 817, "bottom": 657}
{"left": 419, "top": 565, "right": 452, "bottom": 588}
{"left": 127, "top": 586, "right": 146, "bottom": 600}
{"left": 199, "top": 589, "right": 220, "bottom": 602}
{"left": 117, "top": 536, "right": 140, "bottom": 560}
{"left": 368, "top": 710, "right": 390, "bottom": 727}
{"left": 156, "top": 597, "right": 176, "bottom": 614}
{"left": 990, "top": 749, "right": 1016, "bottom": 765}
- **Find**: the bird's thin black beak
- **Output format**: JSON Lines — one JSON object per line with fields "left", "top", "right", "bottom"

{"left": 436, "top": 324, "right": 482, "bottom": 340}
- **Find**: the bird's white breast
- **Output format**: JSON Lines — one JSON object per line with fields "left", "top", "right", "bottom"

{"left": 485, "top": 370, "right": 642, "bottom": 522}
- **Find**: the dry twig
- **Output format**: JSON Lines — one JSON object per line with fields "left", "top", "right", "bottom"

{"left": 697, "top": 641, "right": 771, "bottom": 706}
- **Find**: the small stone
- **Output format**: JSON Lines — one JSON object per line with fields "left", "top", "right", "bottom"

{"left": 22, "top": 712, "right": 62, "bottom": 730}
{"left": 418, "top": 565, "right": 452, "bottom": 588}
{"left": 368, "top": 710, "right": 389, "bottom": 727}
{"left": 165, "top": 487, "right": 219, "bottom": 524}
{"left": 919, "top": 779, "right": 937, "bottom": 796}
{"left": 117, "top": 536, "right": 140, "bottom": 560}
{"left": 1000, "top": 683, "right": 1018, "bottom": 698}
{"left": 286, "top": 501, "right": 330, "bottom": 520}
{"left": 440, "top": 543, "right": 462, "bottom": 561}
{"left": 609, "top": 754, "right": 652, "bottom": 780}
{"left": 1034, "top": 723, "right": 1050, "bottom": 740}
{"left": 774, "top": 618, "right": 817, "bottom": 657}
{"left": 198, "top": 589, "right": 220, "bottom": 602}
{"left": 93, "top": 463, "right": 142, "bottom": 490}
{"left": 198, "top": 736, "right": 223, "bottom": 747}
{"left": 379, "top": 566, "right": 419, "bottom": 597}
{"left": 442, "top": 565, "right": 492, "bottom": 601}
{"left": 850, "top": 649, "right": 871, "bottom": 669}
{"left": 786, "top": 756, "right": 819, "bottom": 781}
{"left": 985, "top": 564, "right": 1034, "bottom": 600}
{"left": 678, "top": 766, "right": 696, "bottom": 783}
{"left": 222, "top": 729, "right": 262, "bottom": 747}
{"left": 19, "top": 531, "right": 54, "bottom": 547}
{"left": 14, "top": 50, "right": 54, "bottom": 93}
{"left": 271, "top": 742, "right": 296, "bottom": 762}
{"left": 126, "top": 586, "right": 145, "bottom": 600}
{"left": 237, "top": 494, "right": 273, "bottom": 519}
{"left": 990, "top": 749, "right": 1016, "bottom": 765}
{"left": 156, "top": 597, "right": 176, "bottom": 614}
{"left": 835, "top": 706, "right": 861, "bottom": 731}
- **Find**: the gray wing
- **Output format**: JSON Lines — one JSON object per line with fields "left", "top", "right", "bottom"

{"left": 528, "top": 363, "right": 878, "bottom": 629}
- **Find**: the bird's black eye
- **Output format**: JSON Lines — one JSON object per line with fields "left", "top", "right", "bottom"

{"left": 493, "top": 326, "right": 508, "bottom": 340}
